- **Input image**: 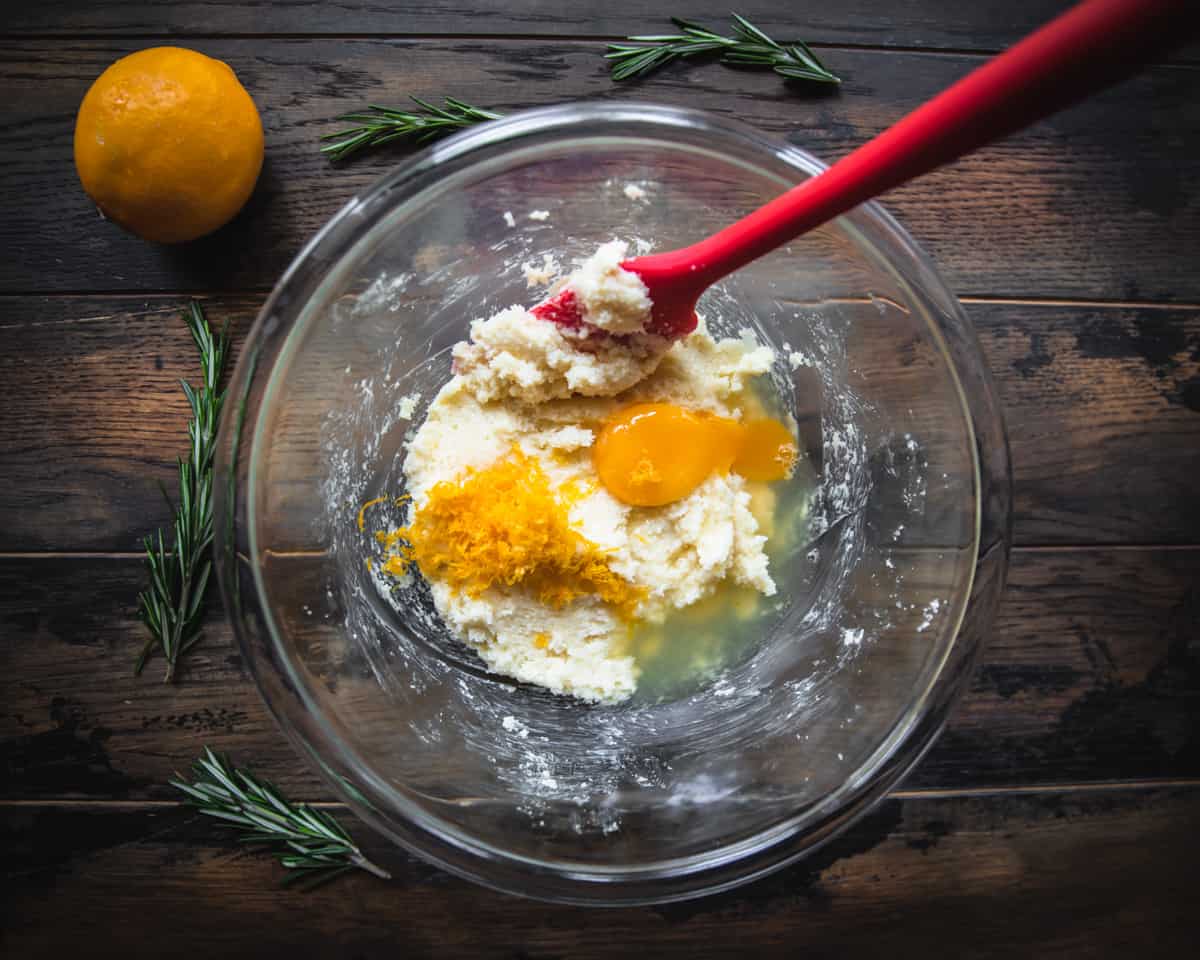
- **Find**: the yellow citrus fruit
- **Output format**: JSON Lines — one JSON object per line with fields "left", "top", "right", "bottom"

{"left": 74, "top": 47, "right": 264, "bottom": 244}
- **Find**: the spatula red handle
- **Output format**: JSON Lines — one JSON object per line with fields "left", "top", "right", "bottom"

{"left": 627, "top": 0, "right": 1196, "bottom": 312}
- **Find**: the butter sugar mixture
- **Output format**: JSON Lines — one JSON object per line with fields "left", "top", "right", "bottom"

{"left": 368, "top": 241, "right": 798, "bottom": 703}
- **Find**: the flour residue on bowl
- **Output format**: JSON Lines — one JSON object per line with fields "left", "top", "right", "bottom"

{"left": 315, "top": 235, "right": 932, "bottom": 825}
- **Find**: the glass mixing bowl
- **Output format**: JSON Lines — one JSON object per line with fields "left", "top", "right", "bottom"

{"left": 215, "top": 103, "right": 1011, "bottom": 904}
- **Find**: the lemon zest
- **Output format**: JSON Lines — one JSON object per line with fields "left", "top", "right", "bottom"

{"left": 357, "top": 496, "right": 389, "bottom": 533}
{"left": 378, "top": 449, "right": 644, "bottom": 618}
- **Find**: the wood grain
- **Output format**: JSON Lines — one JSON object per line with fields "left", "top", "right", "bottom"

{"left": 3, "top": 548, "right": 1196, "bottom": 802}
{"left": 973, "top": 302, "right": 1200, "bottom": 545}
{"left": 4, "top": 785, "right": 1197, "bottom": 958}
{"left": 0, "top": 1, "right": 1073, "bottom": 52}
{"left": 0, "top": 297, "right": 259, "bottom": 554}
{"left": 2, "top": 40, "right": 1198, "bottom": 299}
{"left": 3, "top": 2, "right": 1197, "bottom": 948}
{"left": 2, "top": 296, "right": 1196, "bottom": 553}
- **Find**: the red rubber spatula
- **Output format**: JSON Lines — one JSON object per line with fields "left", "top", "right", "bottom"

{"left": 532, "top": 0, "right": 1195, "bottom": 338}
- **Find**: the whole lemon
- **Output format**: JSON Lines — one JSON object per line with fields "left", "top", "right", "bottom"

{"left": 74, "top": 47, "right": 264, "bottom": 244}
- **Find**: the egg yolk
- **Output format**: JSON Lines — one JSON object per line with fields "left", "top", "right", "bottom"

{"left": 593, "top": 402, "right": 796, "bottom": 507}
{"left": 733, "top": 417, "right": 799, "bottom": 482}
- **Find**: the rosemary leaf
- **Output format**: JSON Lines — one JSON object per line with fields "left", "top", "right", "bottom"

{"left": 321, "top": 97, "right": 503, "bottom": 162}
{"left": 606, "top": 13, "right": 840, "bottom": 85}
{"left": 172, "top": 748, "right": 391, "bottom": 889}
{"left": 135, "top": 301, "right": 229, "bottom": 682}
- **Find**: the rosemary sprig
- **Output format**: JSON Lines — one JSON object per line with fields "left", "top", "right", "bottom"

{"left": 135, "top": 301, "right": 229, "bottom": 682}
{"left": 606, "top": 13, "right": 840, "bottom": 84}
{"left": 172, "top": 748, "right": 391, "bottom": 889}
{"left": 321, "top": 97, "right": 503, "bottom": 162}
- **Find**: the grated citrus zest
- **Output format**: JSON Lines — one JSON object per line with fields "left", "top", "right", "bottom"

{"left": 377, "top": 448, "right": 644, "bottom": 618}
{"left": 357, "top": 496, "right": 388, "bottom": 532}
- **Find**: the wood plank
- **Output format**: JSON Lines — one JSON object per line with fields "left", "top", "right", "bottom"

{"left": 1, "top": 40, "right": 1198, "bottom": 299}
{"left": 927, "top": 546, "right": 1200, "bottom": 789}
{"left": 1, "top": 1, "right": 1072, "bottom": 52}
{"left": 0, "top": 297, "right": 260, "bottom": 554}
{"left": 3, "top": 548, "right": 1196, "bottom": 802}
{"left": 3, "top": 296, "right": 1197, "bottom": 553}
{"left": 973, "top": 302, "right": 1200, "bottom": 546}
{"left": 4, "top": 786, "right": 1197, "bottom": 957}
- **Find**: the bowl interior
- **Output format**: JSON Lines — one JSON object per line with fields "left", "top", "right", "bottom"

{"left": 234, "top": 106, "right": 994, "bottom": 895}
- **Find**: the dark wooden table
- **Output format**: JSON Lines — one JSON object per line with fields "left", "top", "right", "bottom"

{"left": 3, "top": 3, "right": 1199, "bottom": 956}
